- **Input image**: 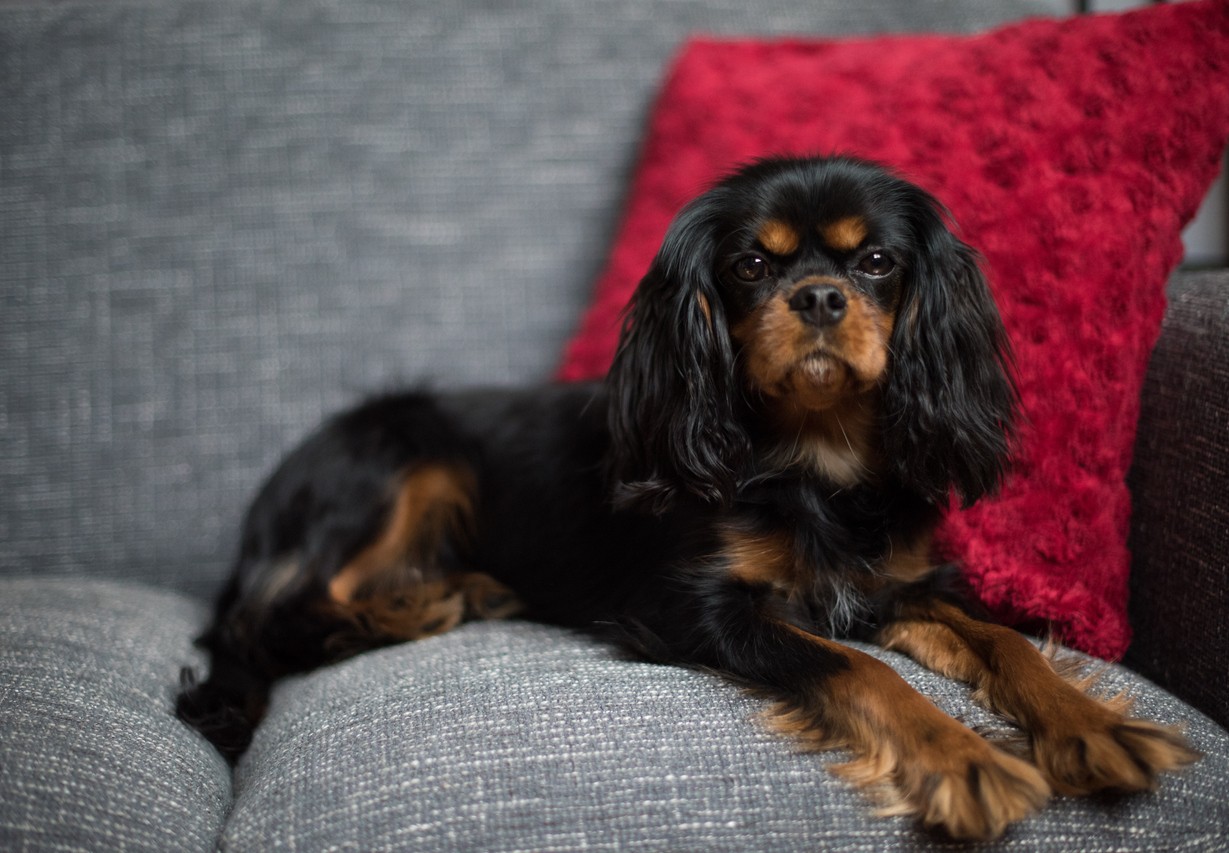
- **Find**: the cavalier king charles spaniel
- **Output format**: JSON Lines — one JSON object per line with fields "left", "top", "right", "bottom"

{"left": 179, "top": 156, "right": 1196, "bottom": 840}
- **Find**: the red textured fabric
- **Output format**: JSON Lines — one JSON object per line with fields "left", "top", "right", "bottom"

{"left": 558, "top": 1, "right": 1229, "bottom": 659}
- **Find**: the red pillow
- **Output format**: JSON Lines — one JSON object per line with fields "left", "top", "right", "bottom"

{"left": 558, "top": 0, "right": 1229, "bottom": 659}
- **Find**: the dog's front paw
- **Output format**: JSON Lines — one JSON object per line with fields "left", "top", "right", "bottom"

{"left": 838, "top": 729, "right": 1050, "bottom": 841}
{"left": 1034, "top": 711, "right": 1200, "bottom": 797}
{"left": 912, "top": 740, "right": 1050, "bottom": 841}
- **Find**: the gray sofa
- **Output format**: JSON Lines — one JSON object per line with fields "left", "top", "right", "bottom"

{"left": 2, "top": 1, "right": 1227, "bottom": 850}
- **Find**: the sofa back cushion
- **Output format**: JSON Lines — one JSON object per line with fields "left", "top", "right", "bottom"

{"left": 0, "top": 0, "right": 1063, "bottom": 597}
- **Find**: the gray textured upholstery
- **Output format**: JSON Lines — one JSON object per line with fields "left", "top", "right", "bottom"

{"left": 2, "top": 585, "right": 1225, "bottom": 852}
{"left": 3, "top": 1, "right": 1228, "bottom": 850}
{"left": 0, "top": 580, "right": 229, "bottom": 853}
{"left": 1127, "top": 270, "right": 1229, "bottom": 730}
{"left": 226, "top": 622, "right": 1229, "bottom": 851}
{"left": 0, "top": 0, "right": 1069, "bottom": 600}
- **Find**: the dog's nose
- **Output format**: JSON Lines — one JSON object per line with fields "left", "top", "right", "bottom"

{"left": 789, "top": 285, "right": 847, "bottom": 328}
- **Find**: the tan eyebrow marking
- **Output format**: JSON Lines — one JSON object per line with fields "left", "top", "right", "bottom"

{"left": 757, "top": 219, "right": 801, "bottom": 256}
{"left": 821, "top": 216, "right": 869, "bottom": 252}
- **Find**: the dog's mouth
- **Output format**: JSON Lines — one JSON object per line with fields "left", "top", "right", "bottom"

{"left": 769, "top": 349, "right": 856, "bottom": 412}
{"left": 797, "top": 349, "right": 851, "bottom": 388}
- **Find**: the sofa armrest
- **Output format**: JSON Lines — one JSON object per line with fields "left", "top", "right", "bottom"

{"left": 1125, "top": 269, "right": 1229, "bottom": 729}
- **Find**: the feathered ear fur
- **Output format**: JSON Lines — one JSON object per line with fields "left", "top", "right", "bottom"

{"left": 605, "top": 193, "right": 751, "bottom": 513}
{"left": 882, "top": 199, "right": 1018, "bottom": 508}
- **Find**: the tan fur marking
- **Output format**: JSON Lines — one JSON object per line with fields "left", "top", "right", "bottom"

{"left": 730, "top": 281, "right": 887, "bottom": 483}
{"left": 722, "top": 527, "right": 796, "bottom": 588}
{"left": 839, "top": 287, "right": 895, "bottom": 381}
{"left": 340, "top": 572, "right": 521, "bottom": 645}
{"left": 879, "top": 602, "right": 1200, "bottom": 797}
{"left": 757, "top": 219, "right": 800, "bottom": 255}
{"left": 324, "top": 465, "right": 521, "bottom": 651}
{"left": 878, "top": 619, "right": 984, "bottom": 685}
{"left": 696, "top": 292, "right": 713, "bottom": 330}
{"left": 732, "top": 279, "right": 894, "bottom": 418}
{"left": 766, "top": 394, "right": 881, "bottom": 486}
{"left": 882, "top": 531, "right": 935, "bottom": 584}
{"left": 768, "top": 627, "right": 1049, "bottom": 840}
{"left": 821, "top": 216, "right": 869, "bottom": 251}
{"left": 328, "top": 464, "right": 475, "bottom": 606}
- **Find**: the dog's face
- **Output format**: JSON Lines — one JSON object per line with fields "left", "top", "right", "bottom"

{"left": 607, "top": 156, "right": 1017, "bottom": 511}
{"left": 717, "top": 187, "right": 910, "bottom": 416}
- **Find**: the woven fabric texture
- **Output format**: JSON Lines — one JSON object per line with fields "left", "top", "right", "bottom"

{"left": 3, "top": 582, "right": 1226, "bottom": 851}
{"left": 226, "top": 620, "right": 1229, "bottom": 851}
{"left": 0, "top": 579, "right": 229, "bottom": 853}
{"left": 556, "top": 1, "right": 1229, "bottom": 659}
{"left": 1126, "top": 270, "right": 1229, "bottom": 730}
{"left": 0, "top": 0, "right": 1066, "bottom": 601}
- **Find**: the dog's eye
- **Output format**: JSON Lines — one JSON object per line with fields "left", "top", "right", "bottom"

{"left": 857, "top": 252, "right": 896, "bottom": 277}
{"left": 732, "top": 255, "right": 771, "bottom": 283}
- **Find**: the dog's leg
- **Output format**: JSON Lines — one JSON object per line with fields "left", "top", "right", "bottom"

{"left": 179, "top": 459, "right": 516, "bottom": 760}
{"left": 638, "top": 580, "right": 1049, "bottom": 841}
{"left": 767, "top": 627, "right": 1048, "bottom": 840}
{"left": 878, "top": 599, "right": 1200, "bottom": 796}
{"left": 320, "top": 463, "right": 519, "bottom": 654}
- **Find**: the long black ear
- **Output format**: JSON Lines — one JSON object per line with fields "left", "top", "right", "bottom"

{"left": 882, "top": 201, "right": 1018, "bottom": 508}
{"left": 605, "top": 194, "right": 751, "bottom": 513}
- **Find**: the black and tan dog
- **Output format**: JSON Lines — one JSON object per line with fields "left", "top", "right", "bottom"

{"left": 178, "top": 156, "right": 1196, "bottom": 840}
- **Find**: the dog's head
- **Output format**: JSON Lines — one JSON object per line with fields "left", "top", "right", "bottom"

{"left": 606, "top": 156, "right": 1017, "bottom": 512}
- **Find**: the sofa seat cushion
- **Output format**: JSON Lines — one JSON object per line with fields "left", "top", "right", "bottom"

{"left": 3, "top": 581, "right": 1226, "bottom": 850}
{"left": 0, "top": 579, "right": 230, "bottom": 853}
{"left": 228, "top": 620, "right": 1229, "bottom": 851}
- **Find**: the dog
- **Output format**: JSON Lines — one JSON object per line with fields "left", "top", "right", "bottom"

{"left": 177, "top": 156, "right": 1197, "bottom": 840}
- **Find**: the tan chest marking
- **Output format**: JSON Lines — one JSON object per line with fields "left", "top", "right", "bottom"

{"left": 769, "top": 396, "right": 881, "bottom": 488}
{"left": 723, "top": 527, "right": 798, "bottom": 590}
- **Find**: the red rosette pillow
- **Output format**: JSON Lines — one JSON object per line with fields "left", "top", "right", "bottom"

{"left": 558, "top": 0, "right": 1229, "bottom": 659}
